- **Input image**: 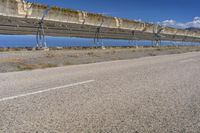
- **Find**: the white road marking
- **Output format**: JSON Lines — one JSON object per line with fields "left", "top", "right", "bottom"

{"left": 0, "top": 80, "right": 95, "bottom": 102}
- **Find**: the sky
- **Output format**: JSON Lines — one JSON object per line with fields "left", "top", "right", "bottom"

{"left": 1, "top": 0, "right": 200, "bottom": 47}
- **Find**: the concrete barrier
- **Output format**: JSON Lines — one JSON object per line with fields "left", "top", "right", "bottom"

{"left": 0, "top": 0, "right": 200, "bottom": 42}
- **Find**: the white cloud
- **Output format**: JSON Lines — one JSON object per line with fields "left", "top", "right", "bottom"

{"left": 159, "top": 17, "right": 200, "bottom": 29}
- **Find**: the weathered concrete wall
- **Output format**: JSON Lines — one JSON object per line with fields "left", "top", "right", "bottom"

{"left": 0, "top": 0, "right": 200, "bottom": 42}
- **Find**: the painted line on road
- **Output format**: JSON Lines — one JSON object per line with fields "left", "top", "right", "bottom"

{"left": 0, "top": 80, "right": 95, "bottom": 102}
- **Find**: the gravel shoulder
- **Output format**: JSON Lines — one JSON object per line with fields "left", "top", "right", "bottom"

{"left": 0, "top": 46, "right": 200, "bottom": 73}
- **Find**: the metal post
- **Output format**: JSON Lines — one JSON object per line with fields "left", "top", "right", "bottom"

{"left": 36, "top": 6, "right": 51, "bottom": 49}
{"left": 153, "top": 23, "right": 164, "bottom": 47}
{"left": 94, "top": 19, "right": 104, "bottom": 48}
{"left": 129, "top": 30, "right": 137, "bottom": 47}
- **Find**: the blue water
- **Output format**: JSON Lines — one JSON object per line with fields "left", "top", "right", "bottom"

{"left": 0, "top": 35, "right": 198, "bottom": 48}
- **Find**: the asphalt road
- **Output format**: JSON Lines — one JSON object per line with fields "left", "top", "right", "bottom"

{"left": 0, "top": 52, "right": 200, "bottom": 133}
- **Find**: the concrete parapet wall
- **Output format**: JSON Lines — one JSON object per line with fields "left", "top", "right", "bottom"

{"left": 0, "top": 0, "right": 200, "bottom": 41}
{"left": 0, "top": 0, "right": 19, "bottom": 16}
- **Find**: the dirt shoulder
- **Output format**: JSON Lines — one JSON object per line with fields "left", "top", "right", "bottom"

{"left": 0, "top": 46, "right": 200, "bottom": 73}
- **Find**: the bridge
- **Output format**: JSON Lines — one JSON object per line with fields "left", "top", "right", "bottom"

{"left": 0, "top": 0, "right": 200, "bottom": 48}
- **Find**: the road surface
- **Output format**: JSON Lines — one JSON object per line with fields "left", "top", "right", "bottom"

{"left": 0, "top": 52, "right": 200, "bottom": 133}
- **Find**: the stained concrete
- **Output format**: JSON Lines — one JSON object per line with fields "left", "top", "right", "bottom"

{"left": 0, "top": 0, "right": 200, "bottom": 42}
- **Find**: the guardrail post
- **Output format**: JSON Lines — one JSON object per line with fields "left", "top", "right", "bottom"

{"left": 94, "top": 19, "right": 104, "bottom": 48}
{"left": 36, "top": 6, "right": 51, "bottom": 49}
